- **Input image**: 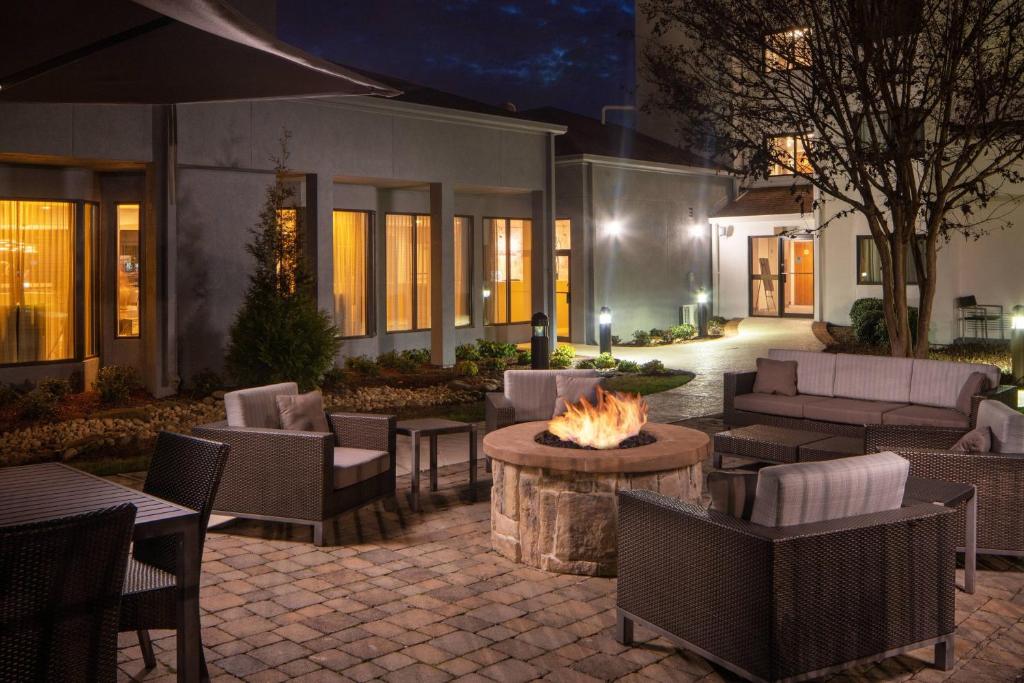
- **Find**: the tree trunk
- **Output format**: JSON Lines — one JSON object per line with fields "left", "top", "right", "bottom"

{"left": 877, "top": 218, "right": 913, "bottom": 358}
{"left": 913, "top": 232, "right": 940, "bottom": 358}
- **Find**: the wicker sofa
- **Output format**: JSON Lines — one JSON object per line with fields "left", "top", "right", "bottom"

{"left": 725, "top": 349, "right": 1014, "bottom": 437}
{"left": 485, "top": 369, "right": 600, "bottom": 432}
{"left": 194, "top": 382, "right": 396, "bottom": 546}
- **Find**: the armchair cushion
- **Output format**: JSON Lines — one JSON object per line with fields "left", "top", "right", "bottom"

{"left": 881, "top": 404, "right": 969, "bottom": 429}
{"left": 277, "top": 390, "right": 330, "bottom": 433}
{"left": 976, "top": 399, "right": 1024, "bottom": 453}
{"left": 951, "top": 427, "right": 991, "bottom": 453}
{"left": 225, "top": 382, "right": 298, "bottom": 428}
{"left": 956, "top": 371, "right": 991, "bottom": 416}
{"left": 553, "top": 376, "right": 604, "bottom": 416}
{"left": 504, "top": 369, "right": 599, "bottom": 422}
{"left": 333, "top": 447, "right": 390, "bottom": 489}
{"left": 752, "top": 357, "right": 797, "bottom": 396}
{"left": 750, "top": 452, "right": 909, "bottom": 527}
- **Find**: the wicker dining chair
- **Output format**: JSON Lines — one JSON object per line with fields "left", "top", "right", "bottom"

{"left": 119, "top": 432, "right": 230, "bottom": 676}
{"left": 0, "top": 504, "right": 137, "bottom": 683}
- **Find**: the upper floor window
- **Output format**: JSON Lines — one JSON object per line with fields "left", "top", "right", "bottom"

{"left": 764, "top": 28, "right": 811, "bottom": 71}
{"left": 769, "top": 135, "right": 813, "bottom": 176}
{"left": 116, "top": 203, "right": 141, "bottom": 338}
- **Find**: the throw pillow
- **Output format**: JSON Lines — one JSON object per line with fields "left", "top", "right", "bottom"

{"left": 955, "top": 371, "right": 990, "bottom": 416}
{"left": 950, "top": 427, "right": 991, "bottom": 453}
{"left": 707, "top": 470, "right": 759, "bottom": 520}
{"left": 552, "top": 376, "right": 604, "bottom": 417}
{"left": 277, "top": 390, "right": 330, "bottom": 433}
{"left": 752, "top": 357, "right": 798, "bottom": 396}
{"left": 976, "top": 399, "right": 1024, "bottom": 454}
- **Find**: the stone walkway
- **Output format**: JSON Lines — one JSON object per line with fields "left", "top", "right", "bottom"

{"left": 112, "top": 419, "right": 1024, "bottom": 683}
{"left": 575, "top": 318, "right": 823, "bottom": 422}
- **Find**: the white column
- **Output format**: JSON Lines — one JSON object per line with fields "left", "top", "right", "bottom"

{"left": 430, "top": 183, "right": 455, "bottom": 366}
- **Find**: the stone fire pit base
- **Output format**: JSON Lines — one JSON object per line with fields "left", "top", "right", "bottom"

{"left": 486, "top": 422, "right": 707, "bottom": 577}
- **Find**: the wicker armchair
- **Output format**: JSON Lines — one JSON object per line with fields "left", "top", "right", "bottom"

{"left": 0, "top": 504, "right": 136, "bottom": 683}
{"left": 485, "top": 369, "right": 600, "bottom": 432}
{"left": 194, "top": 384, "right": 396, "bottom": 546}
{"left": 616, "top": 490, "right": 956, "bottom": 683}
{"left": 867, "top": 424, "right": 1024, "bottom": 556}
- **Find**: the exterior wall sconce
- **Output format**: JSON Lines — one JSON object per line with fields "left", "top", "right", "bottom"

{"left": 688, "top": 223, "right": 704, "bottom": 238}
{"left": 598, "top": 307, "right": 612, "bottom": 354}
{"left": 1012, "top": 304, "right": 1024, "bottom": 384}
{"left": 604, "top": 220, "right": 623, "bottom": 238}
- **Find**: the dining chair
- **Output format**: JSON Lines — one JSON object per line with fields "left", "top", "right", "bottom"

{"left": 119, "top": 432, "right": 229, "bottom": 676}
{"left": 0, "top": 504, "right": 137, "bottom": 683}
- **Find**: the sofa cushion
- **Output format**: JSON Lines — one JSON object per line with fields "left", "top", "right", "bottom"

{"left": 225, "top": 382, "right": 299, "bottom": 428}
{"left": 951, "top": 427, "right": 991, "bottom": 453}
{"left": 803, "top": 397, "right": 908, "bottom": 425}
{"left": 708, "top": 470, "right": 758, "bottom": 520}
{"left": 733, "top": 393, "right": 829, "bottom": 419}
{"left": 880, "top": 404, "right": 970, "bottom": 429}
{"left": 553, "top": 376, "right": 604, "bottom": 416}
{"left": 333, "top": 447, "right": 390, "bottom": 489}
{"left": 910, "top": 358, "right": 1000, "bottom": 410}
{"left": 277, "top": 390, "right": 330, "bottom": 433}
{"left": 768, "top": 349, "right": 836, "bottom": 397}
{"left": 976, "top": 400, "right": 1024, "bottom": 454}
{"left": 833, "top": 354, "right": 914, "bottom": 403}
{"left": 750, "top": 452, "right": 909, "bottom": 527}
{"left": 504, "top": 369, "right": 599, "bottom": 422}
{"left": 956, "top": 371, "right": 991, "bottom": 416}
{"left": 752, "top": 358, "right": 797, "bottom": 396}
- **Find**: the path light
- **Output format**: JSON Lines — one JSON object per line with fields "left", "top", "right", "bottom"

{"left": 1012, "top": 305, "right": 1024, "bottom": 385}
{"left": 696, "top": 290, "right": 709, "bottom": 336}
{"left": 599, "top": 307, "right": 613, "bottom": 355}
{"left": 531, "top": 312, "right": 550, "bottom": 369}
{"left": 482, "top": 287, "right": 491, "bottom": 299}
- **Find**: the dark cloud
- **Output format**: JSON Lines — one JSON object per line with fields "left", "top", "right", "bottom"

{"left": 277, "top": 0, "right": 635, "bottom": 118}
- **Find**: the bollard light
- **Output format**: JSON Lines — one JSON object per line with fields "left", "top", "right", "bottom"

{"left": 531, "top": 312, "right": 550, "bottom": 369}
{"left": 598, "top": 307, "right": 612, "bottom": 355}
{"left": 696, "top": 290, "right": 709, "bottom": 337}
{"left": 1012, "top": 305, "right": 1024, "bottom": 385}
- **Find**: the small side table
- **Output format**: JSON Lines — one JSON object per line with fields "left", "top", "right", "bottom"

{"left": 903, "top": 476, "right": 977, "bottom": 594}
{"left": 396, "top": 418, "right": 478, "bottom": 512}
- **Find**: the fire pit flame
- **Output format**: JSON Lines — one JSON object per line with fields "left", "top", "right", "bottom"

{"left": 547, "top": 388, "right": 649, "bottom": 450}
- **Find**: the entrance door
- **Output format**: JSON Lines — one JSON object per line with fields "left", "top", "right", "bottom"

{"left": 749, "top": 236, "right": 814, "bottom": 318}
{"left": 555, "top": 219, "right": 571, "bottom": 340}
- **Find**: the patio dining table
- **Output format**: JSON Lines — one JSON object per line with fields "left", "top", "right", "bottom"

{"left": 0, "top": 462, "right": 203, "bottom": 682}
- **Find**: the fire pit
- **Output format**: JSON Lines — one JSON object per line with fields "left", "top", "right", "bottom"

{"left": 484, "top": 391, "right": 708, "bottom": 576}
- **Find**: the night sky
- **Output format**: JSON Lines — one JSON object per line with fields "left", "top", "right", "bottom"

{"left": 278, "top": 0, "right": 636, "bottom": 120}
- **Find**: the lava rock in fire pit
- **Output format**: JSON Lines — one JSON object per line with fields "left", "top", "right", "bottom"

{"left": 534, "top": 430, "right": 657, "bottom": 450}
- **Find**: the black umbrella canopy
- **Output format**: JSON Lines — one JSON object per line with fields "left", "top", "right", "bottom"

{"left": 0, "top": 0, "right": 400, "bottom": 103}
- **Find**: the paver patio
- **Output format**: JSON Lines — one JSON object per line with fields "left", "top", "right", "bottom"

{"left": 111, "top": 415, "right": 1024, "bottom": 683}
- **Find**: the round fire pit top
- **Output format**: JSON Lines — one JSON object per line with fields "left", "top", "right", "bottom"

{"left": 483, "top": 421, "right": 709, "bottom": 474}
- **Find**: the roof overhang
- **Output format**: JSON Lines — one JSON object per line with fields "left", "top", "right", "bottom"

{"left": 555, "top": 153, "right": 727, "bottom": 178}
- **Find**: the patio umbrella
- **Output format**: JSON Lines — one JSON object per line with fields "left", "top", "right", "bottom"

{"left": 0, "top": 0, "right": 400, "bottom": 103}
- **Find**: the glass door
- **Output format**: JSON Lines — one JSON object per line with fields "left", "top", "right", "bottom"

{"left": 783, "top": 238, "right": 814, "bottom": 316}
{"left": 555, "top": 219, "right": 571, "bottom": 340}
{"left": 749, "top": 236, "right": 780, "bottom": 317}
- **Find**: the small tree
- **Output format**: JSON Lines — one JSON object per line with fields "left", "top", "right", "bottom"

{"left": 641, "top": 0, "right": 1024, "bottom": 357}
{"left": 226, "top": 132, "right": 341, "bottom": 389}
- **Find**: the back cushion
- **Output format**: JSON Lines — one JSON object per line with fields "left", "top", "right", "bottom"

{"left": 909, "top": 358, "right": 1000, "bottom": 410}
{"left": 976, "top": 400, "right": 1024, "bottom": 454}
{"left": 767, "top": 349, "right": 836, "bottom": 396}
{"left": 750, "top": 452, "right": 909, "bottom": 527}
{"left": 833, "top": 354, "right": 914, "bottom": 403}
{"left": 225, "top": 382, "right": 299, "bottom": 428}
{"left": 504, "top": 369, "right": 599, "bottom": 422}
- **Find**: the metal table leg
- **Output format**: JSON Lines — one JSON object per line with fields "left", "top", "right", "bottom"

{"left": 429, "top": 434, "right": 438, "bottom": 492}
{"left": 176, "top": 521, "right": 202, "bottom": 682}
{"left": 964, "top": 486, "right": 977, "bottom": 594}
{"left": 469, "top": 425, "right": 478, "bottom": 501}
{"left": 410, "top": 433, "right": 421, "bottom": 512}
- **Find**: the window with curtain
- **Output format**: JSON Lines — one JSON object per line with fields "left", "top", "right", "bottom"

{"left": 454, "top": 216, "right": 472, "bottom": 327}
{"left": 116, "top": 204, "right": 141, "bottom": 338}
{"left": 83, "top": 203, "right": 98, "bottom": 357}
{"left": 0, "top": 200, "right": 76, "bottom": 363}
{"left": 332, "top": 210, "right": 370, "bottom": 337}
{"left": 856, "top": 235, "right": 924, "bottom": 285}
{"left": 386, "top": 214, "right": 431, "bottom": 331}
{"left": 769, "top": 135, "right": 813, "bottom": 176}
{"left": 483, "top": 218, "right": 532, "bottom": 325}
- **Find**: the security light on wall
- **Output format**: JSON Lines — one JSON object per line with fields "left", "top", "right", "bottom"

{"left": 688, "top": 223, "right": 704, "bottom": 238}
{"left": 604, "top": 219, "right": 623, "bottom": 237}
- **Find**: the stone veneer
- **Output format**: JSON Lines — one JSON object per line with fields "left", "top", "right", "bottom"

{"left": 485, "top": 422, "right": 707, "bottom": 577}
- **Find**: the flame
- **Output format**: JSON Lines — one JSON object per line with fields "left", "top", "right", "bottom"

{"left": 547, "top": 388, "right": 649, "bottom": 450}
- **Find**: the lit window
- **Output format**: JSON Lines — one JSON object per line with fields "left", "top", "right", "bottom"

{"left": 83, "top": 204, "right": 98, "bottom": 357}
{"left": 116, "top": 204, "right": 141, "bottom": 338}
{"left": 769, "top": 135, "right": 813, "bottom": 175}
{"left": 386, "top": 214, "right": 431, "bottom": 332}
{"left": 856, "top": 235, "right": 924, "bottom": 285}
{"left": 332, "top": 210, "right": 370, "bottom": 337}
{"left": 765, "top": 28, "right": 811, "bottom": 71}
{"left": 555, "top": 218, "right": 571, "bottom": 250}
{"left": 484, "top": 218, "right": 532, "bottom": 325}
{"left": 0, "top": 200, "right": 76, "bottom": 362}
{"left": 275, "top": 207, "right": 299, "bottom": 292}
{"left": 454, "top": 216, "right": 472, "bottom": 327}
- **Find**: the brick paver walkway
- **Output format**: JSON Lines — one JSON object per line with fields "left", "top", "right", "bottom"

{"left": 114, "top": 418, "right": 1024, "bottom": 682}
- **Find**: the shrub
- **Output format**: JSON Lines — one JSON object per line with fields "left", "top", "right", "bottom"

{"left": 550, "top": 344, "right": 576, "bottom": 369}
{"left": 849, "top": 298, "right": 919, "bottom": 346}
{"left": 188, "top": 370, "right": 222, "bottom": 398}
{"left": 616, "top": 359, "right": 641, "bottom": 373}
{"left": 611, "top": 335, "right": 622, "bottom": 345}
{"left": 490, "top": 356, "right": 510, "bottom": 372}
{"left": 454, "top": 360, "right": 479, "bottom": 377}
{"left": 455, "top": 343, "right": 481, "bottom": 361}
{"left": 17, "top": 387, "right": 59, "bottom": 419}
{"left": 0, "top": 382, "right": 19, "bottom": 406}
{"left": 377, "top": 350, "right": 419, "bottom": 372}
{"left": 640, "top": 359, "right": 666, "bottom": 375}
{"left": 95, "top": 365, "right": 141, "bottom": 405}
{"left": 402, "top": 348, "right": 431, "bottom": 366}
{"left": 631, "top": 330, "right": 652, "bottom": 346}
{"left": 670, "top": 323, "right": 697, "bottom": 341}
{"left": 648, "top": 328, "right": 667, "bottom": 342}
{"left": 516, "top": 348, "right": 532, "bottom": 366}
{"left": 707, "top": 316, "right": 727, "bottom": 336}
{"left": 849, "top": 298, "right": 883, "bottom": 330}
{"left": 476, "top": 339, "right": 518, "bottom": 360}
{"left": 36, "top": 377, "right": 72, "bottom": 400}
{"left": 575, "top": 358, "right": 597, "bottom": 369}
{"left": 345, "top": 355, "right": 379, "bottom": 375}
{"left": 320, "top": 366, "right": 346, "bottom": 392}
{"left": 593, "top": 352, "right": 618, "bottom": 369}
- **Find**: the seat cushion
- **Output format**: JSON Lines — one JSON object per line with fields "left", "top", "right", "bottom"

{"left": 553, "top": 375, "right": 604, "bottom": 416}
{"left": 504, "top": 369, "right": 599, "bottom": 422}
{"left": 768, "top": 349, "right": 836, "bottom": 397}
{"left": 834, "top": 354, "right": 914, "bottom": 403}
{"left": 803, "top": 397, "right": 908, "bottom": 425}
{"left": 752, "top": 358, "right": 797, "bottom": 396}
{"left": 733, "top": 393, "right": 829, "bottom": 419}
{"left": 881, "top": 404, "right": 970, "bottom": 429}
{"left": 225, "top": 382, "right": 299, "bottom": 428}
{"left": 750, "top": 452, "right": 909, "bottom": 527}
{"left": 333, "top": 447, "right": 390, "bottom": 489}
{"left": 976, "top": 400, "right": 1024, "bottom": 454}
{"left": 910, "top": 358, "right": 1000, "bottom": 410}
{"left": 277, "top": 390, "right": 330, "bottom": 433}
{"left": 956, "top": 372, "right": 991, "bottom": 416}
{"left": 951, "top": 427, "right": 991, "bottom": 453}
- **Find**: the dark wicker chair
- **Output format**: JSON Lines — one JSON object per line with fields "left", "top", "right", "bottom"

{"left": 0, "top": 504, "right": 137, "bottom": 683}
{"left": 119, "top": 431, "right": 230, "bottom": 675}
{"left": 194, "top": 412, "right": 396, "bottom": 546}
{"left": 866, "top": 424, "right": 1024, "bottom": 557}
{"left": 616, "top": 489, "right": 957, "bottom": 683}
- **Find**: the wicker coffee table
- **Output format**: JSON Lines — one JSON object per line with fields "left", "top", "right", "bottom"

{"left": 713, "top": 424, "right": 865, "bottom": 468}
{"left": 396, "top": 418, "right": 478, "bottom": 512}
